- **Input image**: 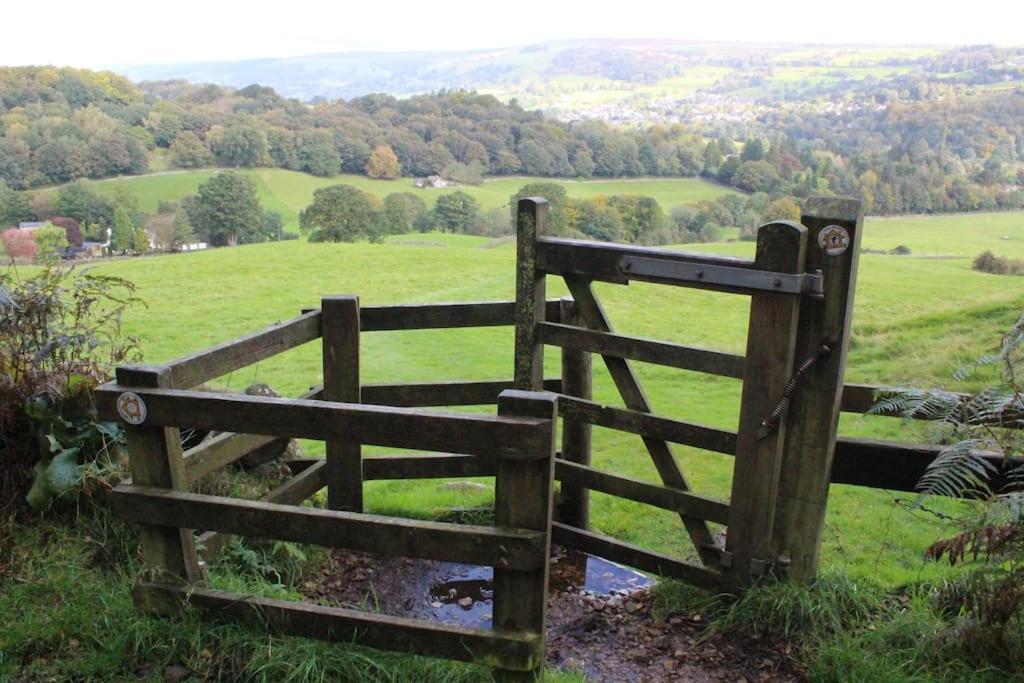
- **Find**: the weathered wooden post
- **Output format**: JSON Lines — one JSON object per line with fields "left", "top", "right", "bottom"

{"left": 321, "top": 295, "right": 362, "bottom": 512}
{"left": 493, "top": 389, "right": 558, "bottom": 682}
{"left": 513, "top": 197, "right": 548, "bottom": 391}
{"left": 772, "top": 198, "right": 863, "bottom": 581}
{"left": 115, "top": 365, "right": 203, "bottom": 611}
{"left": 725, "top": 221, "right": 808, "bottom": 586}
{"left": 557, "top": 297, "right": 592, "bottom": 529}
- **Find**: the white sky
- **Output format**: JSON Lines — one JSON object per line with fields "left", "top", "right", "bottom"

{"left": 3, "top": 0, "right": 1023, "bottom": 68}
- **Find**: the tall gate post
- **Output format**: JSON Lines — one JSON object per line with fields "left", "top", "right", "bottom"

{"left": 557, "top": 297, "right": 593, "bottom": 529}
{"left": 322, "top": 295, "right": 362, "bottom": 512}
{"left": 494, "top": 390, "right": 558, "bottom": 681}
{"left": 725, "top": 222, "right": 808, "bottom": 586}
{"left": 513, "top": 197, "right": 548, "bottom": 391}
{"left": 772, "top": 198, "right": 863, "bottom": 581}
{"left": 116, "top": 365, "right": 203, "bottom": 611}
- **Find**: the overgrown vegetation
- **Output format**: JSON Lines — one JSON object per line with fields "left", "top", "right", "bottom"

{"left": 0, "top": 265, "right": 140, "bottom": 514}
{"left": 973, "top": 250, "right": 1024, "bottom": 275}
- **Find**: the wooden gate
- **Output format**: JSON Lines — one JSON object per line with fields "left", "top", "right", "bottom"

{"left": 512, "top": 196, "right": 862, "bottom": 586}
{"left": 97, "top": 363, "right": 558, "bottom": 678}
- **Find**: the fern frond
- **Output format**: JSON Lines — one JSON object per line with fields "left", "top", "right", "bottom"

{"left": 917, "top": 440, "right": 999, "bottom": 498}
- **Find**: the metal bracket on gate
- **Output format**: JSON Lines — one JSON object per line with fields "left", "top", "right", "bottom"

{"left": 620, "top": 256, "right": 824, "bottom": 298}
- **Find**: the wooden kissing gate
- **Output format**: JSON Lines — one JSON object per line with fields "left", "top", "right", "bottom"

{"left": 512, "top": 196, "right": 862, "bottom": 586}
{"left": 96, "top": 196, "right": 866, "bottom": 679}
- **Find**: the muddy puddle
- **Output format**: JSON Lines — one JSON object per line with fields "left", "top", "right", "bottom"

{"left": 305, "top": 546, "right": 652, "bottom": 629}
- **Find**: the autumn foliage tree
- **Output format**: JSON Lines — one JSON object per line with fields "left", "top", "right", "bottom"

{"left": 1, "top": 228, "right": 37, "bottom": 260}
{"left": 365, "top": 144, "right": 401, "bottom": 179}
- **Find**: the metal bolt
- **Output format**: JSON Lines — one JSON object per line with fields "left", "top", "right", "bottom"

{"left": 773, "top": 278, "right": 782, "bottom": 287}
{"left": 695, "top": 269, "right": 704, "bottom": 279}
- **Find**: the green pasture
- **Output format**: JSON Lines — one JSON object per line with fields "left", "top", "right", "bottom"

{"left": 67, "top": 169, "right": 742, "bottom": 233}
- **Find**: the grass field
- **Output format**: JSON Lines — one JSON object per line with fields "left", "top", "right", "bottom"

{"left": 4, "top": 209, "right": 1023, "bottom": 680}
{"left": 70, "top": 169, "right": 742, "bottom": 234}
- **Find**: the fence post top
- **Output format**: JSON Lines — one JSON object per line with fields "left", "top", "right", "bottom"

{"left": 116, "top": 364, "right": 170, "bottom": 386}
{"left": 321, "top": 294, "right": 360, "bottom": 304}
{"left": 802, "top": 197, "right": 863, "bottom": 224}
{"left": 497, "top": 389, "right": 559, "bottom": 419}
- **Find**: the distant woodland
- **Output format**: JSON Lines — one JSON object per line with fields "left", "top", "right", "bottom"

{"left": 1, "top": 58, "right": 1023, "bottom": 216}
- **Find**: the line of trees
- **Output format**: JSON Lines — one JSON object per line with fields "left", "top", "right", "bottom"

{"left": 2, "top": 67, "right": 1023, "bottom": 217}
{"left": 296, "top": 180, "right": 805, "bottom": 246}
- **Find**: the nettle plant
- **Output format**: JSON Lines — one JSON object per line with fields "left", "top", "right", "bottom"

{"left": 872, "top": 313, "right": 1024, "bottom": 647}
{"left": 0, "top": 265, "right": 142, "bottom": 513}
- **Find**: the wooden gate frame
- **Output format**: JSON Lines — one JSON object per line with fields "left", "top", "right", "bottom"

{"left": 512, "top": 196, "right": 863, "bottom": 585}
{"left": 98, "top": 357, "right": 559, "bottom": 678}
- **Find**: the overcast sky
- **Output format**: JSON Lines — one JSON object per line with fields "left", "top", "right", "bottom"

{"left": 4, "top": 0, "right": 1023, "bottom": 68}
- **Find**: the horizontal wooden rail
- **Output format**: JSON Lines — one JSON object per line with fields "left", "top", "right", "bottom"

{"left": 115, "top": 485, "right": 545, "bottom": 570}
{"left": 164, "top": 311, "right": 322, "bottom": 389}
{"left": 552, "top": 522, "right": 722, "bottom": 589}
{"left": 830, "top": 437, "right": 1019, "bottom": 493}
{"left": 555, "top": 460, "right": 729, "bottom": 524}
{"left": 537, "top": 237, "right": 798, "bottom": 296}
{"left": 558, "top": 394, "right": 737, "bottom": 455}
{"left": 95, "top": 385, "right": 550, "bottom": 460}
{"left": 198, "top": 460, "right": 329, "bottom": 558}
{"left": 355, "top": 300, "right": 563, "bottom": 331}
{"left": 138, "top": 584, "right": 542, "bottom": 670}
{"left": 362, "top": 378, "right": 562, "bottom": 407}
{"left": 539, "top": 322, "right": 745, "bottom": 378}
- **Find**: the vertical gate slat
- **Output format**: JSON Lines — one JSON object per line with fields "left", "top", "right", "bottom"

{"left": 561, "top": 275, "right": 720, "bottom": 566}
{"left": 558, "top": 297, "right": 593, "bottom": 530}
{"left": 772, "top": 199, "right": 863, "bottom": 580}
{"left": 726, "top": 221, "right": 808, "bottom": 584}
{"left": 322, "top": 295, "right": 362, "bottom": 513}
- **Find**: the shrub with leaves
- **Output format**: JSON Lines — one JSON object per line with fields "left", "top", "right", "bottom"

{"left": 0, "top": 265, "right": 142, "bottom": 514}
{"left": 872, "top": 312, "right": 1024, "bottom": 653}
{"left": 2, "top": 228, "right": 37, "bottom": 261}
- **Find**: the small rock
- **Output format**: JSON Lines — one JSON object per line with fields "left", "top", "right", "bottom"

{"left": 163, "top": 665, "right": 191, "bottom": 683}
{"left": 458, "top": 596, "right": 473, "bottom": 609}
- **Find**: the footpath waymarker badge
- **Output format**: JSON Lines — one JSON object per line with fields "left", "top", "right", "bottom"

{"left": 117, "top": 391, "right": 147, "bottom": 425}
{"left": 818, "top": 224, "right": 850, "bottom": 256}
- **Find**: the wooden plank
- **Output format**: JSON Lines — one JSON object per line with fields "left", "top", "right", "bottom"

{"left": 563, "top": 276, "right": 720, "bottom": 566}
{"left": 493, "top": 391, "right": 558, "bottom": 682}
{"left": 139, "top": 584, "right": 542, "bottom": 671}
{"left": 840, "top": 382, "right": 1022, "bottom": 429}
{"left": 322, "top": 296, "right": 362, "bottom": 513}
{"left": 183, "top": 432, "right": 282, "bottom": 484}
{"left": 773, "top": 198, "right": 863, "bottom": 581}
{"left": 198, "top": 460, "right": 329, "bottom": 559}
{"left": 830, "top": 437, "right": 1018, "bottom": 493}
{"left": 363, "top": 453, "right": 497, "bottom": 480}
{"left": 114, "top": 485, "right": 547, "bottom": 571}
{"left": 164, "top": 311, "right": 321, "bottom": 389}
{"left": 552, "top": 523, "right": 723, "bottom": 591}
{"left": 357, "top": 300, "right": 563, "bottom": 331}
{"left": 361, "top": 379, "right": 562, "bottom": 407}
{"left": 114, "top": 365, "right": 203, "bottom": 601}
{"left": 555, "top": 460, "right": 729, "bottom": 525}
{"left": 558, "top": 298, "right": 593, "bottom": 529}
{"left": 726, "top": 221, "right": 807, "bottom": 585}
{"left": 94, "top": 385, "right": 551, "bottom": 461}
{"left": 513, "top": 198, "right": 549, "bottom": 391}
{"left": 558, "top": 394, "right": 737, "bottom": 455}
{"left": 182, "top": 387, "right": 322, "bottom": 484}
{"left": 540, "top": 322, "right": 744, "bottom": 378}
{"left": 538, "top": 237, "right": 780, "bottom": 296}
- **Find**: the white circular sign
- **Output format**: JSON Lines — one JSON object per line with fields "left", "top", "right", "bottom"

{"left": 818, "top": 224, "right": 850, "bottom": 256}
{"left": 117, "top": 392, "right": 147, "bottom": 425}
